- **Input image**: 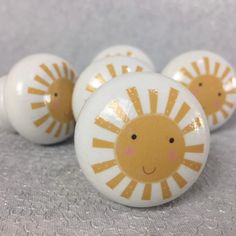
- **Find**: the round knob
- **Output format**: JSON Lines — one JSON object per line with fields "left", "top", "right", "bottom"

{"left": 4, "top": 54, "right": 77, "bottom": 144}
{"left": 162, "top": 50, "right": 236, "bottom": 131}
{"left": 75, "top": 73, "right": 210, "bottom": 207}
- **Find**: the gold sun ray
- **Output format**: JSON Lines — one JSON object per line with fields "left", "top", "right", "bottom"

{"left": 28, "top": 87, "right": 47, "bottom": 95}
{"left": 182, "top": 117, "right": 203, "bottom": 135}
{"left": 107, "top": 64, "right": 117, "bottom": 78}
{"left": 86, "top": 73, "right": 106, "bottom": 93}
{"left": 136, "top": 66, "right": 143, "bottom": 72}
{"left": 53, "top": 63, "right": 63, "bottom": 79}
{"left": 95, "top": 73, "right": 106, "bottom": 84}
{"left": 227, "top": 88, "right": 236, "bottom": 94}
{"left": 46, "top": 120, "right": 57, "bottom": 134}
{"left": 224, "top": 78, "right": 236, "bottom": 92}
{"left": 34, "top": 113, "right": 50, "bottom": 127}
{"left": 174, "top": 102, "right": 190, "bottom": 124}
{"left": 164, "top": 88, "right": 179, "bottom": 116}
{"left": 31, "top": 102, "right": 46, "bottom": 109}
{"left": 93, "top": 138, "right": 114, "bottom": 149}
{"left": 212, "top": 113, "right": 218, "bottom": 125}
{"left": 95, "top": 117, "right": 121, "bottom": 134}
{"left": 185, "top": 144, "right": 204, "bottom": 153}
{"left": 92, "top": 159, "right": 117, "bottom": 174}
{"left": 34, "top": 75, "right": 50, "bottom": 87}
{"left": 204, "top": 57, "right": 210, "bottom": 75}
{"left": 149, "top": 89, "right": 158, "bottom": 113}
{"left": 172, "top": 172, "right": 187, "bottom": 188}
{"left": 109, "top": 101, "right": 130, "bottom": 123}
{"left": 213, "top": 62, "right": 220, "bottom": 76}
{"left": 220, "top": 67, "right": 231, "bottom": 81}
{"left": 63, "top": 62, "right": 69, "bottom": 78}
{"left": 106, "top": 172, "right": 125, "bottom": 189}
{"left": 55, "top": 123, "right": 63, "bottom": 137}
{"left": 180, "top": 68, "right": 194, "bottom": 80}
{"left": 192, "top": 61, "right": 201, "bottom": 76}
{"left": 220, "top": 108, "right": 229, "bottom": 118}
{"left": 70, "top": 69, "right": 75, "bottom": 81}
{"left": 127, "top": 51, "right": 133, "bottom": 56}
{"left": 122, "top": 65, "right": 129, "bottom": 74}
{"left": 121, "top": 180, "right": 137, "bottom": 199}
{"left": 86, "top": 84, "right": 96, "bottom": 93}
{"left": 161, "top": 180, "right": 172, "bottom": 200}
{"left": 182, "top": 159, "right": 202, "bottom": 172}
{"left": 180, "top": 82, "right": 188, "bottom": 87}
{"left": 224, "top": 100, "right": 234, "bottom": 108}
{"left": 40, "top": 64, "right": 56, "bottom": 81}
{"left": 142, "top": 184, "right": 152, "bottom": 200}
{"left": 127, "top": 87, "right": 144, "bottom": 116}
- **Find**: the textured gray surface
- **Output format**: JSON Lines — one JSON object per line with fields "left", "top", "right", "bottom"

{"left": 0, "top": 0, "right": 236, "bottom": 235}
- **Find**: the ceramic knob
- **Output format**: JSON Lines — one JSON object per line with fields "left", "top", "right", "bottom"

{"left": 93, "top": 45, "right": 155, "bottom": 71}
{"left": 75, "top": 72, "right": 210, "bottom": 207}
{"left": 162, "top": 50, "right": 236, "bottom": 131}
{"left": 3, "top": 54, "right": 77, "bottom": 144}
{"left": 72, "top": 56, "right": 152, "bottom": 120}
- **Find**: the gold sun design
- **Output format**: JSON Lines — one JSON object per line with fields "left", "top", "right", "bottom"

{"left": 91, "top": 87, "right": 205, "bottom": 201}
{"left": 86, "top": 63, "right": 143, "bottom": 93}
{"left": 28, "top": 62, "right": 76, "bottom": 137}
{"left": 178, "top": 57, "right": 236, "bottom": 125}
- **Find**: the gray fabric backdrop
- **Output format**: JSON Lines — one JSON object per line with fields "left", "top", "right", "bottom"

{"left": 0, "top": 0, "right": 236, "bottom": 235}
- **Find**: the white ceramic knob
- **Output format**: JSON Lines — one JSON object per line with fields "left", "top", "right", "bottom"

{"left": 75, "top": 72, "right": 210, "bottom": 207}
{"left": 93, "top": 45, "right": 155, "bottom": 71}
{"left": 3, "top": 54, "right": 77, "bottom": 144}
{"left": 162, "top": 50, "right": 236, "bottom": 131}
{"left": 72, "top": 56, "right": 152, "bottom": 120}
{"left": 0, "top": 76, "right": 14, "bottom": 131}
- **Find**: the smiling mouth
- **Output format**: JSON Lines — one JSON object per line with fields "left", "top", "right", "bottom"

{"left": 142, "top": 166, "right": 156, "bottom": 175}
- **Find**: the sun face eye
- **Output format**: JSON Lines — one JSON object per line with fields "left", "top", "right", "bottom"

{"left": 218, "top": 92, "right": 222, "bottom": 96}
{"left": 54, "top": 92, "right": 58, "bottom": 97}
{"left": 131, "top": 134, "right": 137, "bottom": 140}
{"left": 169, "top": 137, "right": 175, "bottom": 143}
{"left": 198, "top": 82, "right": 203, "bottom": 87}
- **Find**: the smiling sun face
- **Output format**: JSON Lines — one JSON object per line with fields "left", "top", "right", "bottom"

{"left": 91, "top": 87, "right": 205, "bottom": 201}
{"left": 178, "top": 57, "right": 236, "bottom": 126}
{"left": 115, "top": 114, "right": 185, "bottom": 183}
{"left": 28, "top": 62, "right": 76, "bottom": 138}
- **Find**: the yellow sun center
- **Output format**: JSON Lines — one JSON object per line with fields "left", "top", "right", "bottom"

{"left": 188, "top": 75, "right": 226, "bottom": 115}
{"left": 115, "top": 114, "right": 185, "bottom": 183}
{"left": 47, "top": 78, "right": 74, "bottom": 123}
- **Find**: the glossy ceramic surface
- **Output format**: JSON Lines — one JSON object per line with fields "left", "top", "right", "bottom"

{"left": 162, "top": 50, "right": 236, "bottom": 131}
{"left": 75, "top": 73, "right": 210, "bottom": 207}
{"left": 5, "top": 54, "right": 77, "bottom": 144}
{"left": 93, "top": 45, "right": 155, "bottom": 71}
{"left": 72, "top": 56, "right": 152, "bottom": 120}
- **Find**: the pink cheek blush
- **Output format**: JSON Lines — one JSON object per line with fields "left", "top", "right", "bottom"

{"left": 213, "top": 101, "right": 222, "bottom": 109}
{"left": 52, "top": 100, "right": 60, "bottom": 110}
{"left": 168, "top": 150, "right": 177, "bottom": 161}
{"left": 125, "top": 147, "right": 136, "bottom": 157}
